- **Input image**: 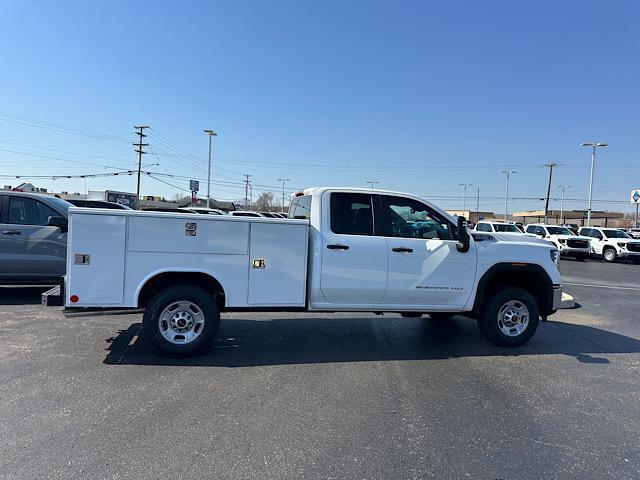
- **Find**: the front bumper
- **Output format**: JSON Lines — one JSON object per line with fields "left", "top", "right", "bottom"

{"left": 617, "top": 249, "right": 640, "bottom": 258}
{"left": 558, "top": 245, "right": 590, "bottom": 255}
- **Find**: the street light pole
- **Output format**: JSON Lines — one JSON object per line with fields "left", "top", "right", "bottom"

{"left": 366, "top": 181, "right": 379, "bottom": 189}
{"left": 277, "top": 178, "right": 291, "bottom": 213}
{"left": 204, "top": 130, "right": 217, "bottom": 208}
{"left": 459, "top": 183, "right": 472, "bottom": 213}
{"left": 557, "top": 185, "right": 571, "bottom": 224}
{"left": 543, "top": 162, "right": 558, "bottom": 224}
{"left": 581, "top": 141, "right": 607, "bottom": 226}
{"left": 500, "top": 170, "right": 516, "bottom": 221}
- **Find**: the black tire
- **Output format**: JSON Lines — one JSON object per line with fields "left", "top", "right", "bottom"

{"left": 477, "top": 286, "right": 539, "bottom": 347}
{"left": 143, "top": 284, "right": 220, "bottom": 355}
{"left": 429, "top": 312, "right": 455, "bottom": 320}
{"left": 603, "top": 247, "right": 617, "bottom": 263}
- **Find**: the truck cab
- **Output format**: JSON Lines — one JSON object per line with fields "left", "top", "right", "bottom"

{"left": 54, "top": 187, "right": 562, "bottom": 355}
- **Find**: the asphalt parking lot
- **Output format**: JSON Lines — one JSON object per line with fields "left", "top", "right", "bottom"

{"left": 1, "top": 258, "right": 639, "bottom": 480}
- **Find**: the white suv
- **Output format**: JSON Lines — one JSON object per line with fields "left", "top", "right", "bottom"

{"left": 476, "top": 221, "right": 526, "bottom": 234}
{"left": 578, "top": 227, "right": 640, "bottom": 263}
{"left": 525, "top": 224, "right": 591, "bottom": 260}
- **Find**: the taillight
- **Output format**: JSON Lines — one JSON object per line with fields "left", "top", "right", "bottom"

{"left": 70, "top": 295, "right": 79, "bottom": 303}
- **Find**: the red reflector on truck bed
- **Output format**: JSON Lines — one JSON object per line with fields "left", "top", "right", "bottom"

{"left": 70, "top": 295, "right": 79, "bottom": 303}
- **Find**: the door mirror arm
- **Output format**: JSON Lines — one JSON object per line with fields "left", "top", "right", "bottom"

{"left": 456, "top": 216, "right": 470, "bottom": 253}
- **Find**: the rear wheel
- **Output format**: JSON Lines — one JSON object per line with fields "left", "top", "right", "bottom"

{"left": 143, "top": 284, "right": 220, "bottom": 355}
{"left": 603, "top": 247, "right": 617, "bottom": 263}
{"left": 477, "top": 287, "right": 539, "bottom": 347}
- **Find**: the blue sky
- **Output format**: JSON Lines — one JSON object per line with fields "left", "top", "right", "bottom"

{"left": 1, "top": 0, "right": 638, "bottom": 213}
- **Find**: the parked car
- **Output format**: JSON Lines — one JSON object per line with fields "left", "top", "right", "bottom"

{"left": 525, "top": 224, "right": 591, "bottom": 260}
{"left": 475, "top": 221, "right": 526, "bottom": 234}
{"left": 0, "top": 191, "right": 72, "bottom": 284}
{"left": 179, "top": 207, "right": 226, "bottom": 215}
{"left": 228, "top": 210, "right": 264, "bottom": 217}
{"left": 66, "top": 199, "right": 132, "bottom": 210}
{"left": 52, "top": 186, "right": 562, "bottom": 355}
{"left": 578, "top": 227, "right": 640, "bottom": 263}
{"left": 626, "top": 228, "right": 640, "bottom": 239}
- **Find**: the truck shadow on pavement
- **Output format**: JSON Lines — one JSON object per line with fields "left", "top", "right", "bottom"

{"left": 103, "top": 316, "right": 640, "bottom": 367}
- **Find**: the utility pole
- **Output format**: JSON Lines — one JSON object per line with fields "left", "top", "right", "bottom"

{"left": 133, "top": 125, "right": 149, "bottom": 209}
{"left": 203, "top": 130, "right": 217, "bottom": 208}
{"left": 277, "top": 178, "right": 291, "bottom": 213}
{"left": 557, "top": 185, "right": 571, "bottom": 224}
{"left": 243, "top": 174, "right": 252, "bottom": 210}
{"left": 580, "top": 141, "right": 608, "bottom": 226}
{"left": 500, "top": 170, "right": 516, "bottom": 221}
{"left": 366, "top": 181, "right": 379, "bottom": 189}
{"left": 476, "top": 187, "right": 480, "bottom": 222}
{"left": 543, "top": 162, "right": 558, "bottom": 224}
{"left": 459, "top": 183, "right": 472, "bottom": 213}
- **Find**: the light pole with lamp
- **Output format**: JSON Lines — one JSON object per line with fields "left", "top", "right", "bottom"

{"left": 500, "top": 170, "right": 516, "bottom": 221}
{"left": 580, "top": 142, "right": 607, "bottom": 226}
{"left": 556, "top": 185, "right": 571, "bottom": 224}
{"left": 203, "top": 130, "right": 218, "bottom": 208}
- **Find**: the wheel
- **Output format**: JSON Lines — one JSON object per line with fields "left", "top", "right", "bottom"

{"left": 477, "top": 287, "right": 539, "bottom": 347}
{"left": 603, "top": 247, "right": 617, "bottom": 263}
{"left": 429, "top": 312, "right": 454, "bottom": 320}
{"left": 143, "top": 284, "right": 220, "bottom": 355}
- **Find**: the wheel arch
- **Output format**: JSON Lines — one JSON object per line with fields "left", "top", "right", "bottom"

{"left": 136, "top": 269, "right": 226, "bottom": 310}
{"left": 472, "top": 263, "right": 555, "bottom": 317}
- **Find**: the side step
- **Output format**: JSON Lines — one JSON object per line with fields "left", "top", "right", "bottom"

{"left": 41, "top": 285, "right": 63, "bottom": 307}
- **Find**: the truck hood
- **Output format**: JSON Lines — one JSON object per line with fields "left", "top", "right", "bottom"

{"left": 474, "top": 231, "right": 554, "bottom": 247}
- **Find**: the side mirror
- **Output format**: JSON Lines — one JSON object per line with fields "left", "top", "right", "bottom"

{"left": 456, "top": 216, "right": 470, "bottom": 253}
{"left": 48, "top": 216, "right": 68, "bottom": 233}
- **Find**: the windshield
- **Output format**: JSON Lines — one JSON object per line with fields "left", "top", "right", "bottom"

{"left": 547, "top": 226, "right": 574, "bottom": 235}
{"left": 603, "top": 229, "right": 630, "bottom": 239}
{"left": 48, "top": 196, "right": 73, "bottom": 213}
{"left": 493, "top": 223, "right": 520, "bottom": 232}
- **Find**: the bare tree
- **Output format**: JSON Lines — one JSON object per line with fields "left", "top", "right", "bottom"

{"left": 254, "top": 191, "right": 274, "bottom": 211}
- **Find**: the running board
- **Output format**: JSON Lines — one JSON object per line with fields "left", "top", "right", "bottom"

{"left": 63, "top": 308, "right": 145, "bottom": 318}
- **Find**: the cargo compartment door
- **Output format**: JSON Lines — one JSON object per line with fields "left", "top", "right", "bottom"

{"left": 248, "top": 222, "right": 308, "bottom": 306}
{"left": 66, "top": 213, "right": 127, "bottom": 305}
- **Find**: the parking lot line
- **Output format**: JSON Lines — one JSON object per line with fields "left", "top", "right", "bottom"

{"left": 564, "top": 281, "right": 640, "bottom": 291}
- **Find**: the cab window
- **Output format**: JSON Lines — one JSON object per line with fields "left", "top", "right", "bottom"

{"left": 289, "top": 195, "right": 311, "bottom": 220}
{"left": 378, "top": 195, "right": 453, "bottom": 240}
{"left": 7, "top": 197, "right": 58, "bottom": 226}
{"left": 330, "top": 193, "right": 373, "bottom": 236}
{"left": 477, "top": 223, "right": 492, "bottom": 232}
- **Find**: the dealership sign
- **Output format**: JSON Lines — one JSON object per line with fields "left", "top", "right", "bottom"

{"left": 631, "top": 189, "right": 640, "bottom": 204}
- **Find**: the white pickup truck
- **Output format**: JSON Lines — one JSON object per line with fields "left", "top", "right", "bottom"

{"left": 47, "top": 187, "right": 562, "bottom": 355}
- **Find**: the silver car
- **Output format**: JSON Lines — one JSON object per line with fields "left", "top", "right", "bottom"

{"left": 0, "top": 191, "right": 71, "bottom": 284}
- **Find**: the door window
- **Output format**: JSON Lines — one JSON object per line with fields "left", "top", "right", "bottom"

{"left": 7, "top": 197, "right": 58, "bottom": 226}
{"left": 378, "top": 195, "right": 453, "bottom": 240}
{"left": 330, "top": 193, "right": 373, "bottom": 236}
{"left": 477, "top": 223, "right": 492, "bottom": 232}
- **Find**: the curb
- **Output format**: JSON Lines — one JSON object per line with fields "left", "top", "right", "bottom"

{"left": 559, "top": 292, "right": 576, "bottom": 309}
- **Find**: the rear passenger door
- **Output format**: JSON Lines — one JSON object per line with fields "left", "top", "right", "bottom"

{"left": 0, "top": 196, "right": 67, "bottom": 279}
{"left": 319, "top": 192, "right": 388, "bottom": 306}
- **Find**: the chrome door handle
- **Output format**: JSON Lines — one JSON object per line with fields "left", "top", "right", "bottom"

{"left": 392, "top": 247, "right": 413, "bottom": 253}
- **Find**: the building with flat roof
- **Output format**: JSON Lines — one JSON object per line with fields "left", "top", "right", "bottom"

{"left": 513, "top": 209, "right": 624, "bottom": 227}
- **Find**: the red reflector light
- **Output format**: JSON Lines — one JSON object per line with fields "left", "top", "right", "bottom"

{"left": 70, "top": 295, "right": 79, "bottom": 303}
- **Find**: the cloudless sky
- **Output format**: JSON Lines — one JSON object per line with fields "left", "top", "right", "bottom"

{"left": 1, "top": 0, "right": 639, "bottom": 213}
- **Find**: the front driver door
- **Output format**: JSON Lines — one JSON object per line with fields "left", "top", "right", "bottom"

{"left": 378, "top": 195, "right": 477, "bottom": 309}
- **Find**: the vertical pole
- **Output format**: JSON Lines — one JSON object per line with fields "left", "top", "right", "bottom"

{"left": 476, "top": 187, "right": 480, "bottom": 222}
{"left": 543, "top": 163, "right": 556, "bottom": 223}
{"left": 587, "top": 144, "right": 596, "bottom": 226}
{"left": 560, "top": 187, "right": 565, "bottom": 225}
{"left": 504, "top": 172, "right": 510, "bottom": 221}
{"left": 244, "top": 174, "right": 250, "bottom": 210}
{"left": 636, "top": 203, "right": 639, "bottom": 228}
{"left": 206, "top": 134, "right": 212, "bottom": 208}
{"left": 133, "top": 125, "right": 149, "bottom": 210}
{"left": 462, "top": 184, "right": 467, "bottom": 212}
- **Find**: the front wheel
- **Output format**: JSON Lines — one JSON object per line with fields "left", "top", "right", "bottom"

{"left": 143, "top": 284, "right": 220, "bottom": 355}
{"left": 477, "top": 287, "right": 540, "bottom": 347}
{"left": 603, "top": 247, "right": 617, "bottom": 263}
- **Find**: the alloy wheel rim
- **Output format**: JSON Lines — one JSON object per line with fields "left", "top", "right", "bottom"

{"left": 497, "top": 300, "right": 529, "bottom": 337}
{"left": 158, "top": 301, "right": 205, "bottom": 344}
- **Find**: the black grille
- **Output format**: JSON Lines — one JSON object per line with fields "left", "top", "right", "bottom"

{"left": 567, "top": 239, "right": 589, "bottom": 249}
{"left": 627, "top": 243, "right": 640, "bottom": 252}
